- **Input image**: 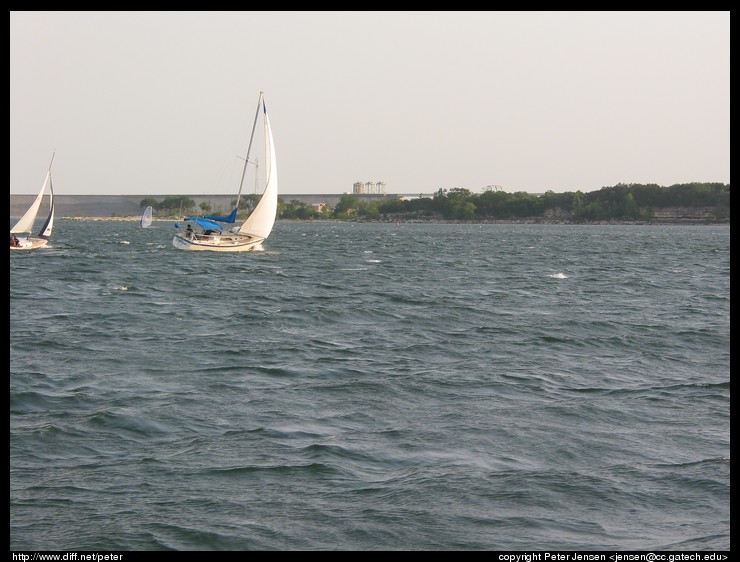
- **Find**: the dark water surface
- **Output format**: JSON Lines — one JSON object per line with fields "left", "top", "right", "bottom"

{"left": 10, "top": 220, "right": 730, "bottom": 551}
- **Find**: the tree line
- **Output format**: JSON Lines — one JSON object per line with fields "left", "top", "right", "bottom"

{"left": 141, "top": 182, "right": 730, "bottom": 223}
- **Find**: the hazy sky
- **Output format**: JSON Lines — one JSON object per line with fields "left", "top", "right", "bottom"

{"left": 10, "top": 11, "right": 730, "bottom": 196}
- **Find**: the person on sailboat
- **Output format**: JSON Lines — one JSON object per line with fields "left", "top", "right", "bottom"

{"left": 10, "top": 234, "right": 20, "bottom": 247}
{"left": 185, "top": 224, "right": 194, "bottom": 239}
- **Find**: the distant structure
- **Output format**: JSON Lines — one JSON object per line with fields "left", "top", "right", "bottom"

{"left": 353, "top": 181, "right": 387, "bottom": 195}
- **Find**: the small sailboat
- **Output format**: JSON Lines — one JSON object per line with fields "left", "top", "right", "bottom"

{"left": 10, "top": 153, "right": 56, "bottom": 250}
{"left": 172, "top": 91, "right": 278, "bottom": 252}
{"left": 140, "top": 205, "right": 153, "bottom": 228}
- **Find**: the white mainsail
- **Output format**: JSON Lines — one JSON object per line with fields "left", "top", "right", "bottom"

{"left": 11, "top": 170, "right": 50, "bottom": 235}
{"left": 11, "top": 152, "right": 55, "bottom": 240}
{"left": 238, "top": 104, "right": 278, "bottom": 239}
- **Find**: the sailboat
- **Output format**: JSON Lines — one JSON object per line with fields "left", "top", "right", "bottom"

{"left": 172, "top": 91, "right": 278, "bottom": 252}
{"left": 10, "top": 153, "right": 56, "bottom": 250}
{"left": 140, "top": 205, "right": 153, "bottom": 228}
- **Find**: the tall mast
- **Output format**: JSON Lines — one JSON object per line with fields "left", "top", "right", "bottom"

{"left": 235, "top": 91, "right": 263, "bottom": 211}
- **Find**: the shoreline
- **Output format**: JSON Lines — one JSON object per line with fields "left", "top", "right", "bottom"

{"left": 61, "top": 216, "right": 730, "bottom": 226}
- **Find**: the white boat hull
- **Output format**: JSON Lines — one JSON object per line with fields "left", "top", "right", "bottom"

{"left": 10, "top": 237, "right": 49, "bottom": 250}
{"left": 172, "top": 233, "right": 265, "bottom": 252}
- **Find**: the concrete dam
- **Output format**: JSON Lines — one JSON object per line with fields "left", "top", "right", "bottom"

{"left": 9, "top": 193, "right": 408, "bottom": 218}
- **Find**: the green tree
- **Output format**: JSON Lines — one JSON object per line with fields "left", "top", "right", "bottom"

{"left": 158, "top": 196, "right": 196, "bottom": 214}
{"left": 333, "top": 195, "right": 359, "bottom": 216}
{"left": 139, "top": 197, "right": 158, "bottom": 209}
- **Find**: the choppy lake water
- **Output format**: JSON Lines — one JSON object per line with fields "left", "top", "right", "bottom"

{"left": 10, "top": 220, "right": 730, "bottom": 551}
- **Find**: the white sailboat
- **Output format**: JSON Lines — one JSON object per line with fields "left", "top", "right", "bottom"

{"left": 172, "top": 91, "right": 278, "bottom": 252}
{"left": 10, "top": 153, "right": 56, "bottom": 250}
{"left": 140, "top": 205, "right": 153, "bottom": 228}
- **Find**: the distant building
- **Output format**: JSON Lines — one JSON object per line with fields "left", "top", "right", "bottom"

{"left": 353, "top": 181, "right": 387, "bottom": 195}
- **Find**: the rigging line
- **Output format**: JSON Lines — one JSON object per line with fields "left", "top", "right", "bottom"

{"left": 235, "top": 91, "right": 264, "bottom": 210}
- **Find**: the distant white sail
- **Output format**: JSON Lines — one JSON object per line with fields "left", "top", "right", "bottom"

{"left": 141, "top": 205, "right": 153, "bottom": 228}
